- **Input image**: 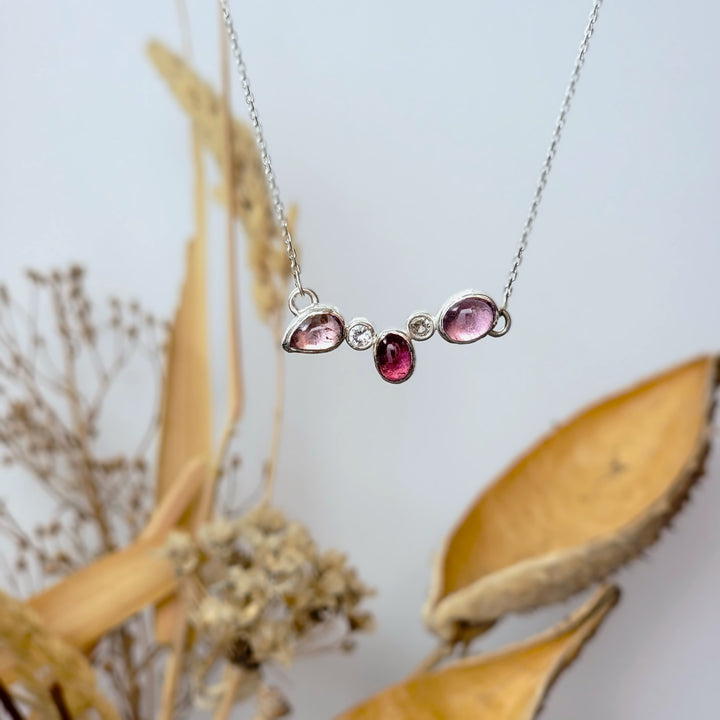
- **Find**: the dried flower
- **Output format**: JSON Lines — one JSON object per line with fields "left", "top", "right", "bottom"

{"left": 162, "top": 503, "right": 374, "bottom": 707}
{"left": 0, "top": 266, "right": 166, "bottom": 719}
{"left": 162, "top": 530, "right": 199, "bottom": 575}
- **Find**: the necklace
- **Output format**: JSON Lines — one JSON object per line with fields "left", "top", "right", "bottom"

{"left": 219, "top": 0, "right": 604, "bottom": 384}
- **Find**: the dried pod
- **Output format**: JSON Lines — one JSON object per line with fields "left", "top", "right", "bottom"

{"left": 337, "top": 586, "right": 619, "bottom": 720}
{"left": 425, "top": 355, "right": 719, "bottom": 641}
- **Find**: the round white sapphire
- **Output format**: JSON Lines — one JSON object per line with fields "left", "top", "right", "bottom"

{"left": 346, "top": 319, "right": 375, "bottom": 351}
{"left": 407, "top": 312, "right": 435, "bottom": 341}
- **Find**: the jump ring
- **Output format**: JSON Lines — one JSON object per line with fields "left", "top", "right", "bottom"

{"left": 288, "top": 287, "right": 319, "bottom": 316}
{"left": 489, "top": 308, "right": 511, "bottom": 338}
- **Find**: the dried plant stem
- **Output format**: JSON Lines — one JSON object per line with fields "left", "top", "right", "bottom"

{"left": 0, "top": 681, "right": 25, "bottom": 720}
{"left": 50, "top": 284, "right": 115, "bottom": 553}
{"left": 49, "top": 683, "right": 73, "bottom": 720}
{"left": 197, "top": 7, "right": 245, "bottom": 523}
{"left": 263, "top": 313, "right": 286, "bottom": 505}
{"left": 412, "top": 643, "right": 454, "bottom": 675}
{"left": 174, "top": 0, "right": 193, "bottom": 59}
{"left": 157, "top": 97, "right": 209, "bottom": 720}
{"left": 50, "top": 282, "right": 144, "bottom": 718}
{"left": 117, "top": 630, "right": 142, "bottom": 720}
{"left": 157, "top": 584, "right": 191, "bottom": 720}
{"left": 159, "top": 13, "right": 246, "bottom": 713}
{"left": 212, "top": 665, "right": 245, "bottom": 720}
{"left": 218, "top": 6, "right": 244, "bottom": 448}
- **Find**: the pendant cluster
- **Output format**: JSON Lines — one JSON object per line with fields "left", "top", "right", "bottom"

{"left": 282, "top": 290, "right": 510, "bottom": 384}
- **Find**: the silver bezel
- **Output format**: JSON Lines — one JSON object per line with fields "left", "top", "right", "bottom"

{"left": 345, "top": 317, "right": 376, "bottom": 351}
{"left": 281, "top": 304, "right": 345, "bottom": 354}
{"left": 406, "top": 311, "right": 436, "bottom": 342}
{"left": 373, "top": 329, "right": 416, "bottom": 384}
{"left": 436, "top": 290, "right": 498, "bottom": 345}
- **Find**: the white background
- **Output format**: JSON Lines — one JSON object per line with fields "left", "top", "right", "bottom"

{"left": 1, "top": 1, "right": 720, "bottom": 718}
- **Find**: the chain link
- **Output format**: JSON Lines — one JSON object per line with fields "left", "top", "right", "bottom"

{"left": 219, "top": 0, "right": 305, "bottom": 294}
{"left": 501, "top": 0, "right": 603, "bottom": 309}
{"left": 219, "top": 0, "right": 604, "bottom": 310}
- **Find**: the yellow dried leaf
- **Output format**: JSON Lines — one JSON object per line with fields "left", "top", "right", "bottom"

{"left": 23, "top": 459, "right": 206, "bottom": 650}
{"left": 154, "top": 129, "right": 214, "bottom": 641}
{"left": 425, "top": 355, "right": 719, "bottom": 641}
{"left": 156, "top": 238, "right": 213, "bottom": 514}
{"left": 27, "top": 540, "right": 174, "bottom": 651}
{"left": 140, "top": 457, "right": 209, "bottom": 542}
{"left": 338, "top": 586, "right": 618, "bottom": 720}
{"left": 0, "top": 590, "right": 120, "bottom": 720}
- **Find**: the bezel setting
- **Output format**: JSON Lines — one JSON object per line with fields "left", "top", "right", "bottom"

{"left": 373, "top": 329, "right": 416, "bottom": 384}
{"left": 345, "top": 317, "right": 376, "bottom": 351}
{"left": 281, "top": 287, "right": 509, "bottom": 380}
{"left": 281, "top": 304, "right": 346, "bottom": 354}
{"left": 407, "top": 311, "right": 436, "bottom": 341}
{"left": 437, "top": 290, "right": 498, "bottom": 345}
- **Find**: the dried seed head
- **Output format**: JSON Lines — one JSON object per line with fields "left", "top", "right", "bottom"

{"left": 174, "top": 503, "right": 374, "bottom": 697}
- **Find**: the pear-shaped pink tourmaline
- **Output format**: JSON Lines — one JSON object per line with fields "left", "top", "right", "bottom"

{"left": 287, "top": 312, "right": 344, "bottom": 353}
{"left": 374, "top": 332, "right": 415, "bottom": 383}
{"left": 440, "top": 295, "right": 496, "bottom": 343}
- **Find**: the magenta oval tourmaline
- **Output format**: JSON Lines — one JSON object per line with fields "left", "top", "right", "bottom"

{"left": 440, "top": 295, "right": 496, "bottom": 343}
{"left": 374, "top": 332, "right": 414, "bottom": 383}
{"left": 287, "top": 312, "right": 344, "bottom": 352}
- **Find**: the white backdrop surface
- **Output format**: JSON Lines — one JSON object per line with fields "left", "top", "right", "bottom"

{"left": 1, "top": 1, "right": 720, "bottom": 718}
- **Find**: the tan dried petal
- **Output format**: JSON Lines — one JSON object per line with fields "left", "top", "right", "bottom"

{"left": 227, "top": 566, "right": 270, "bottom": 602}
{"left": 247, "top": 504, "right": 288, "bottom": 534}
{"left": 162, "top": 530, "right": 199, "bottom": 575}
{"left": 265, "top": 546, "right": 307, "bottom": 577}
{"left": 196, "top": 596, "right": 241, "bottom": 639}
{"left": 320, "top": 568, "right": 347, "bottom": 596}
{"left": 318, "top": 549, "right": 346, "bottom": 572}
{"left": 198, "top": 517, "right": 238, "bottom": 557}
{"left": 236, "top": 600, "right": 264, "bottom": 628}
{"left": 255, "top": 684, "right": 292, "bottom": 720}
{"left": 348, "top": 611, "right": 376, "bottom": 633}
{"left": 285, "top": 521, "right": 316, "bottom": 554}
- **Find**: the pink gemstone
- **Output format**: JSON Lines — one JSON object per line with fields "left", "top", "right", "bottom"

{"left": 287, "top": 312, "right": 344, "bottom": 352}
{"left": 440, "top": 295, "right": 496, "bottom": 343}
{"left": 374, "top": 332, "right": 415, "bottom": 383}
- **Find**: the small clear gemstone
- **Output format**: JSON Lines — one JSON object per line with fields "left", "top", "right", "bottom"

{"left": 407, "top": 312, "right": 435, "bottom": 341}
{"left": 346, "top": 320, "right": 375, "bottom": 350}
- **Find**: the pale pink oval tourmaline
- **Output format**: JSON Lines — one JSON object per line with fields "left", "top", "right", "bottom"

{"left": 440, "top": 296, "right": 496, "bottom": 343}
{"left": 374, "top": 332, "right": 414, "bottom": 383}
{"left": 288, "top": 312, "right": 344, "bottom": 352}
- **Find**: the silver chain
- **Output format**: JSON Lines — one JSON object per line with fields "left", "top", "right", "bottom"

{"left": 502, "top": 0, "right": 603, "bottom": 309}
{"left": 219, "top": 0, "right": 604, "bottom": 311}
{"left": 219, "top": 0, "right": 305, "bottom": 295}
